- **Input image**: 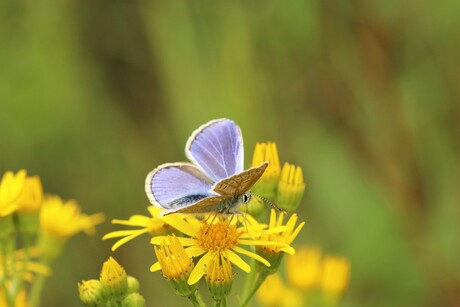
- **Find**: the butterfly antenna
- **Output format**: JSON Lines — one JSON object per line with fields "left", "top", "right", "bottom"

{"left": 253, "top": 193, "right": 287, "bottom": 214}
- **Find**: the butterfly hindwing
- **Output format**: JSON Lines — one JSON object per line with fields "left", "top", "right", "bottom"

{"left": 185, "top": 119, "right": 244, "bottom": 183}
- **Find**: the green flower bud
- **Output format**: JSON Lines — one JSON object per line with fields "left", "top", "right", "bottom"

{"left": 100, "top": 257, "right": 128, "bottom": 301}
{"left": 127, "top": 276, "right": 140, "bottom": 294}
{"left": 78, "top": 279, "right": 106, "bottom": 306}
{"left": 122, "top": 293, "right": 146, "bottom": 307}
{"left": 275, "top": 163, "right": 305, "bottom": 212}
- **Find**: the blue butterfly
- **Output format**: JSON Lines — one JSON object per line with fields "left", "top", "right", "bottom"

{"left": 145, "top": 119, "right": 268, "bottom": 216}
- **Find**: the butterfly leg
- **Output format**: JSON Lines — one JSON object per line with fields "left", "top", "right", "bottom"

{"left": 205, "top": 211, "right": 220, "bottom": 234}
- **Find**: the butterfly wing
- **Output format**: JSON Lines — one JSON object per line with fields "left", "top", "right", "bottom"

{"left": 164, "top": 195, "right": 229, "bottom": 215}
{"left": 145, "top": 163, "right": 218, "bottom": 213}
{"left": 185, "top": 119, "right": 244, "bottom": 182}
{"left": 212, "top": 162, "right": 268, "bottom": 197}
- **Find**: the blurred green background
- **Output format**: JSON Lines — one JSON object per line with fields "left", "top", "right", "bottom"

{"left": 1, "top": 1, "right": 459, "bottom": 306}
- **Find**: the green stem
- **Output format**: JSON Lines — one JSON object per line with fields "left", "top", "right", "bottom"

{"left": 240, "top": 271, "right": 268, "bottom": 307}
{"left": 12, "top": 233, "right": 32, "bottom": 299}
{"left": 241, "top": 259, "right": 257, "bottom": 300}
{"left": 213, "top": 297, "right": 227, "bottom": 307}
{"left": 188, "top": 290, "right": 206, "bottom": 307}
{"left": 1, "top": 237, "right": 16, "bottom": 307}
{"left": 28, "top": 273, "right": 47, "bottom": 307}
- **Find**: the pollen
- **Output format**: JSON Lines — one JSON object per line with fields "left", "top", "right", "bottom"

{"left": 195, "top": 221, "right": 242, "bottom": 252}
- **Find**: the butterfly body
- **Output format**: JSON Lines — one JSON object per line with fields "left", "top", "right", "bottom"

{"left": 145, "top": 119, "right": 268, "bottom": 216}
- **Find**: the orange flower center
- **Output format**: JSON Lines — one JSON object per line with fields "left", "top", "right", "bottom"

{"left": 195, "top": 221, "right": 242, "bottom": 252}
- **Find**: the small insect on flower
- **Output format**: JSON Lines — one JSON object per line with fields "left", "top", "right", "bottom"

{"left": 145, "top": 119, "right": 269, "bottom": 216}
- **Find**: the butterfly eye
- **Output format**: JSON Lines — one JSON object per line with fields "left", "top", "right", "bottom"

{"left": 242, "top": 193, "right": 251, "bottom": 203}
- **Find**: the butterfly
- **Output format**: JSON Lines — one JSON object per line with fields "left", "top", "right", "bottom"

{"left": 145, "top": 118, "right": 268, "bottom": 216}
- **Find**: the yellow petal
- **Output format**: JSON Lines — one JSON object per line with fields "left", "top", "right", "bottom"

{"left": 109, "top": 230, "right": 148, "bottom": 251}
{"left": 224, "top": 250, "right": 251, "bottom": 272}
{"left": 103, "top": 229, "right": 146, "bottom": 240}
{"left": 151, "top": 236, "right": 196, "bottom": 247}
{"left": 150, "top": 261, "right": 161, "bottom": 272}
{"left": 188, "top": 252, "right": 211, "bottom": 285}
{"left": 112, "top": 215, "right": 150, "bottom": 226}
{"left": 232, "top": 246, "right": 271, "bottom": 267}
{"left": 288, "top": 222, "right": 305, "bottom": 244}
{"left": 184, "top": 245, "right": 206, "bottom": 258}
{"left": 161, "top": 215, "right": 198, "bottom": 236}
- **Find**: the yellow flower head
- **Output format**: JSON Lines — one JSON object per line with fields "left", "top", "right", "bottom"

{"left": 0, "top": 170, "right": 27, "bottom": 217}
{"left": 205, "top": 254, "right": 234, "bottom": 300}
{"left": 153, "top": 235, "right": 196, "bottom": 297}
{"left": 151, "top": 214, "right": 287, "bottom": 285}
{"left": 40, "top": 195, "right": 105, "bottom": 239}
{"left": 251, "top": 142, "right": 281, "bottom": 201}
{"left": 17, "top": 175, "right": 43, "bottom": 213}
{"left": 320, "top": 255, "right": 351, "bottom": 295}
{"left": 256, "top": 273, "right": 286, "bottom": 306}
{"left": 103, "top": 206, "right": 177, "bottom": 251}
{"left": 100, "top": 257, "right": 128, "bottom": 301}
{"left": 256, "top": 209, "right": 304, "bottom": 272}
{"left": 153, "top": 235, "right": 193, "bottom": 281}
{"left": 276, "top": 163, "right": 305, "bottom": 212}
{"left": 286, "top": 246, "right": 322, "bottom": 290}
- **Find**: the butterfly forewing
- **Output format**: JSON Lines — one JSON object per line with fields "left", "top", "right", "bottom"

{"left": 185, "top": 119, "right": 244, "bottom": 182}
{"left": 145, "top": 163, "right": 214, "bottom": 209}
{"left": 212, "top": 162, "right": 268, "bottom": 197}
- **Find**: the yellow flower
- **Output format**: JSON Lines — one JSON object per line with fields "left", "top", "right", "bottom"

{"left": 286, "top": 246, "right": 322, "bottom": 290}
{"left": 0, "top": 170, "right": 27, "bottom": 217}
{"left": 153, "top": 235, "right": 195, "bottom": 297}
{"left": 103, "top": 206, "right": 178, "bottom": 251}
{"left": 320, "top": 255, "right": 351, "bottom": 295}
{"left": 16, "top": 175, "right": 45, "bottom": 236}
{"left": 205, "top": 254, "right": 234, "bottom": 301}
{"left": 256, "top": 273, "right": 286, "bottom": 306}
{"left": 40, "top": 195, "right": 104, "bottom": 239}
{"left": 256, "top": 209, "right": 304, "bottom": 272}
{"left": 0, "top": 288, "right": 27, "bottom": 307}
{"left": 100, "top": 257, "right": 128, "bottom": 301}
{"left": 150, "top": 214, "right": 286, "bottom": 285}
{"left": 39, "top": 195, "right": 104, "bottom": 262}
{"left": 17, "top": 176, "right": 43, "bottom": 213}
{"left": 276, "top": 163, "right": 305, "bottom": 212}
{"left": 251, "top": 142, "right": 281, "bottom": 201}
